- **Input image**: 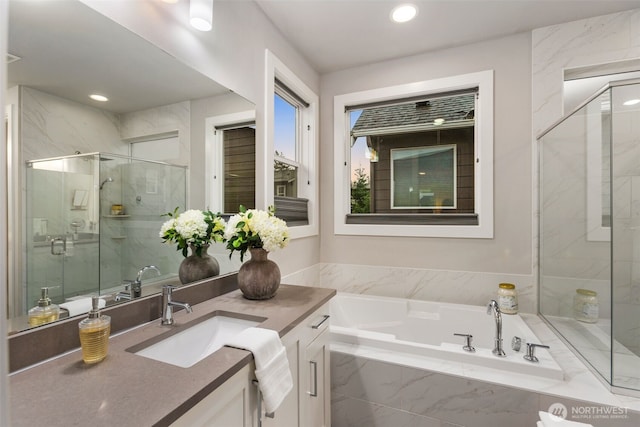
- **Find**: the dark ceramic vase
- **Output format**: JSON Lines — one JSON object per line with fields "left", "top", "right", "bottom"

{"left": 178, "top": 244, "right": 220, "bottom": 284}
{"left": 237, "top": 248, "right": 281, "bottom": 300}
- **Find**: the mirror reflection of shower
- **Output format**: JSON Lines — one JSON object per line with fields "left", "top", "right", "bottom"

{"left": 99, "top": 177, "right": 113, "bottom": 190}
{"left": 21, "top": 152, "right": 187, "bottom": 330}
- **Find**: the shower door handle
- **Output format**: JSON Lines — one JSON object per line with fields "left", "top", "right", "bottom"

{"left": 50, "top": 237, "right": 66, "bottom": 255}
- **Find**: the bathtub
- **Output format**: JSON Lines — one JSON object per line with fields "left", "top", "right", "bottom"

{"left": 330, "top": 292, "right": 564, "bottom": 380}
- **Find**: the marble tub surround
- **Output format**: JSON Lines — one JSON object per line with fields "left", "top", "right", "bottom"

{"left": 284, "top": 262, "right": 536, "bottom": 313}
{"left": 9, "top": 284, "right": 335, "bottom": 426}
{"left": 331, "top": 349, "right": 639, "bottom": 427}
{"left": 331, "top": 313, "right": 640, "bottom": 426}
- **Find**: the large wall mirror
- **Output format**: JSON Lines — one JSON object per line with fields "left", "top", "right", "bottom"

{"left": 6, "top": 0, "right": 255, "bottom": 333}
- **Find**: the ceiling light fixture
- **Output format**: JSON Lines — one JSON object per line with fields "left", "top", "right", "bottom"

{"left": 433, "top": 118, "right": 445, "bottom": 126}
{"left": 89, "top": 94, "right": 108, "bottom": 102}
{"left": 390, "top": 4, "right": 418, "bottom": 23}
{"left": 623, "top": 99, "right": 640, "bottom": 106}
{"left": 190, "top": 0, "right": 213, "bottom": 32}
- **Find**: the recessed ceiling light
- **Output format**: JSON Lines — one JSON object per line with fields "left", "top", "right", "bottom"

{"left": 623, "top": 99, "right": 640, "bottom": 106}
{"left": 391, "top": 4, "right": 418, "bottom": 23}
{"left": 89, "top": 94, "right": 108, "bottom": 102}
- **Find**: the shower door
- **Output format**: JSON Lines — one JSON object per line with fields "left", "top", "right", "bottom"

{"left": 25, "top": 154, "right": 100, "bottom": 313}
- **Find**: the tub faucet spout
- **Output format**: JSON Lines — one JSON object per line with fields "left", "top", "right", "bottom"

{"left": 486, "top": 300, "right": 506, "bottom": 357}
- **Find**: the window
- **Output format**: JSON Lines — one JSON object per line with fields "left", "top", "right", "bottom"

{"left": 205, "top": 110, "right": 256, "bottom": 214}
{"left": 391, "top": 145, "right": 457, "bottom": 209}
{"left": 130, "top": 132, "right": 180, "bottom": 163}
{"left": 334, "top": 70, "right": 494, "bottom": 238}
{"left": 274, "top": 85, "right": 305, "bottom": 199}
{"left": 266, "top": 50, "right": 319, "bottom": 236}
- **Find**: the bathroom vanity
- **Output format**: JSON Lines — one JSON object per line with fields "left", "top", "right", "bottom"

{"left": 172, "top": 300, "right": 331, "bottom": 427}
{"left": 8, "top": 283, "right": 335, "bottom": 427}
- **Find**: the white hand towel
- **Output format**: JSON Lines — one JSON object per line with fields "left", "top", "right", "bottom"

{"left": 60, "top": 297, "right": 106, "bottom": 317}
{"left": 539, "top": 411, "right": 594, "bottom": 427}
{"left": 225, "top": 327, "right": 293, "bottom": 413}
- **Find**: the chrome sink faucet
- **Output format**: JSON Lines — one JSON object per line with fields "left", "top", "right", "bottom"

{"left": 133, "top": 265, "right": 160, "bottom": 298}
{"left": 486, "top": 300, "right": 506, "bottom": 357}
{"left": 161, "top": 285, "right": 193, "bottom": 326}
{"left": 114, "top": 281, "right": 133, "bottom": 301}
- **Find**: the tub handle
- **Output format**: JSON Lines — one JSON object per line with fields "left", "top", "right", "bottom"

{"left": 453, "top": 333, "right": 476, "bottom": 353}
{"left": 311, "top": 314, "right": 330, "bottom": 330}
{"left": 524, "top": 342, "right": 550, "bottom": 363}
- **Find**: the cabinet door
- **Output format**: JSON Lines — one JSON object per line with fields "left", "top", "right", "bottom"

{"left": 303, "top": 328, "right": 330, "bottom": 427}
{"left": 171, "top": 363, "right": 256, "bottom": 427}
{"left": 262, "top": 335, "right": 300, "bottom": 427}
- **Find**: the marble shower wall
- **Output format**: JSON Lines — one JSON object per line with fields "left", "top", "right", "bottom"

{"left": 532, "top": 8, "right": 640, "bottom": 357}
{"left": 20, "top": 87, "right": 189, "bottom": 291}
{"left": 21, "top": 87, "right": 126, "bottom": 160}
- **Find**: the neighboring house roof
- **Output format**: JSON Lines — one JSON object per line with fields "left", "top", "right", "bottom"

{"left": 351, "top": 93, "right": 475, "bottom": 136}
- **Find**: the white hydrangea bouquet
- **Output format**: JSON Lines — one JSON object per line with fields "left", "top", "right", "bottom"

{"left": 159, "top": 208, "right": 226, "bottom": 257}
{"left": 224, "top": 205, "right": 289, "bottom": 261}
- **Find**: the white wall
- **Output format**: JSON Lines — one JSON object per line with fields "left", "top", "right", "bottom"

{"left": 320, "top": 32, "right": 533, "bottom": 275}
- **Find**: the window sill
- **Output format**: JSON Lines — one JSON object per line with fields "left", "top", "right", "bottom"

{"left": 346, "top": 213, "right": 478, "bottom": 226}
{"left": 336, "top": 213, "right": 491, "bottom": 238}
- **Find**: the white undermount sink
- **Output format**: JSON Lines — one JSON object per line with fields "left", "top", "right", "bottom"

{"left": 130, "top": 311, "right": 264, "bottom": 368}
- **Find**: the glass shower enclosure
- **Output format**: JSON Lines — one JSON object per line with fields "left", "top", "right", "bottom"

{"left": 24, "top": 152, "right": 186, "bottom": 314}
{"left": 538, "top": 78, "right": 640, "bottom": 396}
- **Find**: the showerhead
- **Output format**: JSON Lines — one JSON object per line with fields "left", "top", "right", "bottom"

{"left": 99, "top": 177, "right": 113, "bottom": 189}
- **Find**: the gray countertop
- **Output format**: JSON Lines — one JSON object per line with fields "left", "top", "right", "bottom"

{"left": 9, "top": 284, "right": 335, "bottom": 427}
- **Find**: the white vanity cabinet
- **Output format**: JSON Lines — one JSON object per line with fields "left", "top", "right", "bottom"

{"left": 303, "top": 327, "right": 330, "bottom": 427}
{"left": 171, "top": 301, "right": 332, "bottom": 427}
{"left": 300, "top": 305, "right": 331, "bottom": 427}
{"left": 171, "top": 363, "right": 257, "bottom": 427}
{"left": 261, "top": 302, "right": 331, "bottom": 427}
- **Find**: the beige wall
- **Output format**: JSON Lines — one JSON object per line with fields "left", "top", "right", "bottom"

{"left": 319, "top": 32, "right": 533, "bottom": 275}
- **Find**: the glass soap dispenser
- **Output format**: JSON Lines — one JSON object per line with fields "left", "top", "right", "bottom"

{"left": 78, "top": 296, "right": 111, "bottom": 364}
{"left": 28, "top": 287, "right": 60, "bottom": 327}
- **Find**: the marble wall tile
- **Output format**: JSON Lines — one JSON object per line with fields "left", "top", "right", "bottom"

{"left": 331, "top": 351, "right": 540, "bottom": 427}
{"left": 400, "top": 366, "right": 539, "bottom": 427}
{"left": 21, "top": 87, "right": 126, "bottom": 161}
{"left": 281, "top": 263, "right": 321, "bottom": 286}
{"left": 331, "top": 348, "right": 640, "bottom": 426}
{"left": 331, "top": 394, "right": 442, "bottom": 427}
{"left": 119, "top": 101, "right": 190, "bottom": 166}
{"left": 331, "top": 352, "right": 403, "bottom": 408}
{"left": 314, "top": 263, "right": 535, "bottom": 313}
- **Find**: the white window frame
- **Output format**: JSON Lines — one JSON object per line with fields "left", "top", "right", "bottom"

{"left": 265, "top": 50, "right": 319, "bottom": 239}
{"left": 205, "top": 110, "right": 256, "bottom": 213}
{"left": 334, "top": 70, "right": 494, "bottom": 238}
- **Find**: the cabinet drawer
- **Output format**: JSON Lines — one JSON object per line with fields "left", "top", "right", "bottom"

{"left": 303, "top": 302, "right": 330, "bottom": 343}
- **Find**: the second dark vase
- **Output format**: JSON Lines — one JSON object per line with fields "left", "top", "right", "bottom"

{"left": 237, "top": 248, "right": 281, "bottom": 300}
